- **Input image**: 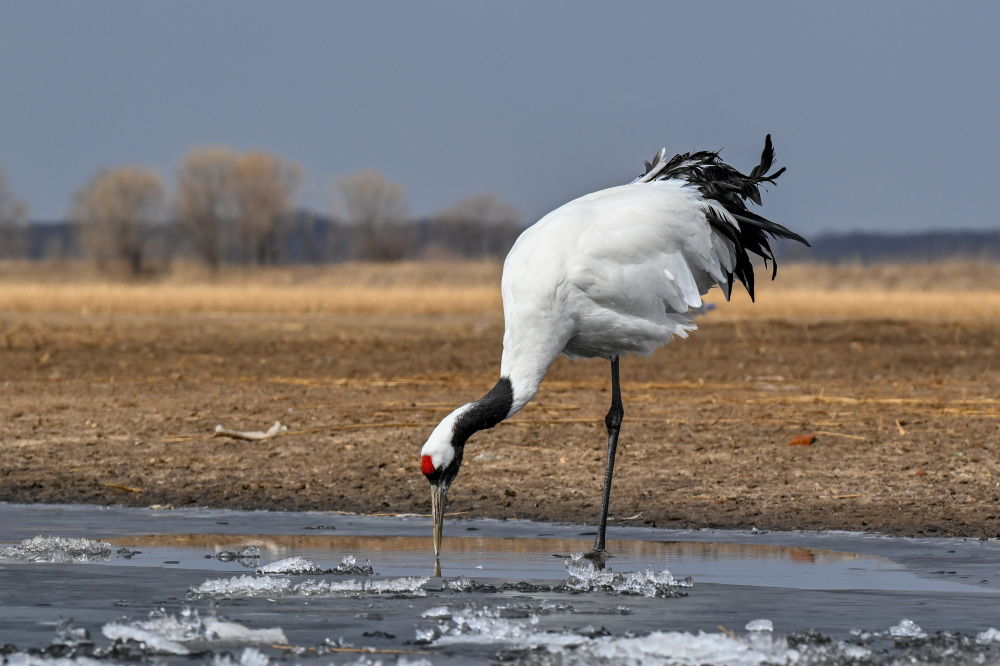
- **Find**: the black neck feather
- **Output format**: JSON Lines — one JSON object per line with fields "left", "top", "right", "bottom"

{"left": 452, "top": 376, "right": 514, "bottom": 447}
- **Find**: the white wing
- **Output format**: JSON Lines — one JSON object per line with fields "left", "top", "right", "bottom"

{"left": 503, "top": 180, "right": 737, "bottom": 364}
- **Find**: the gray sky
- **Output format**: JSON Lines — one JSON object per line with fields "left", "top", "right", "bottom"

{"left": 1, "top": 1, "right": 997, "bottom": 236}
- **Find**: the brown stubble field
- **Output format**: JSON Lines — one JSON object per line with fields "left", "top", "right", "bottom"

{"left": 2, "top": 260, "right": 1000, "bottom": 538}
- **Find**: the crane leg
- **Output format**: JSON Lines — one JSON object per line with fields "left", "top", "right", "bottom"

{"left": 585, "top": 355, "right": 623, "bottom": 566}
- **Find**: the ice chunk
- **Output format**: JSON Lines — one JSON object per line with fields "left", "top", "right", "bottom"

{"left": 437, "top": 606, "right": 545, "bottom": 645}
{"left": 421, "top": 606, "right": 453, "bottom": 619}
{"left": 331, "top": 554, "right": 374, "bottom": 575}
{"left": 216, "top": 545, "right": 261, "bottom": 566}
{"left": 52, "top": 617, "right": 94, "bottom": 649}
{"left": 210, "top": 647, "right": 273, "bottom": 666}
{"left": 190, "top": 575, "right": 428, "bottom": 599}
{"left": 294, "top": 579, "right": 365, "bottom": 596}
{"left": 365, "top": 576, "right": 431, "bottom": 595}
{"left": 977, "top": 627, "right": 1000, "bottom": 644}
{"left": 101, "top": 624, "right": 190, "bottom": 656}
{"left": 745, "top": 619, "right": 773, "bottom": 632}
{"left": 564, "top": 553, "right": 692, "bottom": 597}
{"left": 425, "top": 604, "right": 948, "bottom": 664}
{"left": 428, "top": 607, "right": 780, "bottom": 662}
{"left": 202, "top": 618, "right": 286, "bottom": 644}
{"left": 427, "top": 607, "right": 915, "bottom": 665}
{"left": 414, "top": 626, "right": 441, "bottom": 644}
{"left": 441, "top": 619, "right": 1000, "bottom": 666}
{"left": 837, "top": 641, "right": 873, "bottom": 659}
{"left": 889, "top": 618, "right": 926, "bottom": 639}
{"left": 191, "top": 575, "right": 293, "bottom": 598}
{"left": 251, "top": 555, "right": 371, "bottom": 576}
{"left": 256, "top": 556, "right": 322, "bottom": 575}
{"left": 441, "top": 576, "right": 503, "bottom": 593}
{"left": 443, "top": 576, "right": 476, "bottom": 592}
{"left": 101, "top": 607, "right": 286, "bottom": 654}
{"left": 0, "top": 536, "right": 111, "bottom": 563}
{"left": 594, "top": 630, "right": 790, "bottom": 664}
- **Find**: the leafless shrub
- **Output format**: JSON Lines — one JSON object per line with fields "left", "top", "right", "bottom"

{"left": 73, "top": 167, "right": 165, "bottom": 276}
{"left": 433, "top": 192, "right": 522, "bottom": 258}
{"left": 336, "top": 169, "right": 411, "bottom": 262}
{"left": 176, "top": 149, "right": 302, "bottom": 268}
{"left": 0, "top": 171, "right": 28, "bottom": 260}
{"left": 231, "top": 152, "right": 302, "bottom": 265}
{"left": 175, "top": 148, "right": 240, "bottom": 272}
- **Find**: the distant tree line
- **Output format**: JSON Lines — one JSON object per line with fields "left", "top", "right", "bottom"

{"left": 778, "top": 231, "right": 1000, "bottom": 263}
{"left": 0, "top": 149, "right": 523, "bottom": 276}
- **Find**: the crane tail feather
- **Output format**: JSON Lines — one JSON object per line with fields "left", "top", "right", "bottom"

{"left": 635, "top": 134, "right": 809, "bottom": 301}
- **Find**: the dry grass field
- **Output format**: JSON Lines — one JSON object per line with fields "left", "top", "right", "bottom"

{"left": 2, "top": 260, "right": 1000, "bottom": 538}
{"left": 4, "top": 259, "right": 1000, "bottom": 319}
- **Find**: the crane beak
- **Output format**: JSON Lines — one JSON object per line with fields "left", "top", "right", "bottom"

{"left": 430, "top": 483, "right": 447, "bottom": 558}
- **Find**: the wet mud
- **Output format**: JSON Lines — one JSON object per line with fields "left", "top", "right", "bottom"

{"left": 2, "top": 313, "right": 1000, "bottom": 538}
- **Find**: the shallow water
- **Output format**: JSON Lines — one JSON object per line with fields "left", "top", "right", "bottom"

{"left": 3, "top": 503, "right": 1000, "bottom": 664}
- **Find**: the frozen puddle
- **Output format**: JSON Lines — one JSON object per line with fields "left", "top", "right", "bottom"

{"left": 3, "top": 504, "right": 1000, "bottom": 664}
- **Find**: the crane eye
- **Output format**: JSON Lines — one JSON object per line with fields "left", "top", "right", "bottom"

{"left": 420, "top": 455, "right": 436, "bottom": 477}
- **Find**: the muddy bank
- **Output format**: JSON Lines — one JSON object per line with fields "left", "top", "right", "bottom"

{"left": 2, "top": 312, "right": 999, "bottom": 538}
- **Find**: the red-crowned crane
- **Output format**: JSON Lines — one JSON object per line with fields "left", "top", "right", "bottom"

{"left": 420, "top": 135, "right": 808, "bottom": 563}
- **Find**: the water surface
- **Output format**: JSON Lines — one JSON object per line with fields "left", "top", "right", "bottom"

{"left": 3, "top": 503, "right": 1000, "bottom": 664}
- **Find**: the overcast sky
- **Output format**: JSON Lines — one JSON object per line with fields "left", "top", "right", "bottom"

{"left": 1, "top": 2, "right": 997, "bottom": 237}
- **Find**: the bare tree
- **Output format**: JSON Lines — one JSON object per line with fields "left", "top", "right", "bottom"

{"left": 232, "top": 152, "right": 302, "bottom": 265}
{"left": 175, "top": 148, "right": 239, "bottom": 271}
{"left": 0, "top": 171, "right": 28, "bottom": 259}
{"left": 435, "top": 192, "right": 522, "bottom": 258}
{"left": 74, "top": 167, "right": 165, "bottom": 276}
{"left": 337, "top": 169, "right": 411, "bottom": 261}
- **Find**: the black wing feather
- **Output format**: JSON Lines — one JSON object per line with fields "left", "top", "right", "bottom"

{"left": 636, "top": 134, "right": 808, "bottom": 301}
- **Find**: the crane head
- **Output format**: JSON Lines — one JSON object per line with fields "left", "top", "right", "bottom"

{"left": 420, "top": 408, "right": 469, "bottom": 558}
{"left": 419, "top": 382, "right": 511, "bottom": 559}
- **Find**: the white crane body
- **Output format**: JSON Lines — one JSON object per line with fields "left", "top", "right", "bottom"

{"left": 500, "top": 179, "right": 739, "bottom": 416}
{"left": 420, "top": 136, "right": 808, "bottom": 563}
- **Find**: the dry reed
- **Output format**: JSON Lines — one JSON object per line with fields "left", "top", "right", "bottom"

{"left": 706, "top": 289, "right": 1000, "bottom": 320}
{"left": 0, "top": 284, "right": 501, "bottom": 315}
{"left": 1, "top": 260, "right": 999, "bottom": 319}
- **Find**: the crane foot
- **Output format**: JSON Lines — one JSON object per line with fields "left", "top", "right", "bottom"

{"left": 582, "top": 548, "right": 611, "bottom": 568}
